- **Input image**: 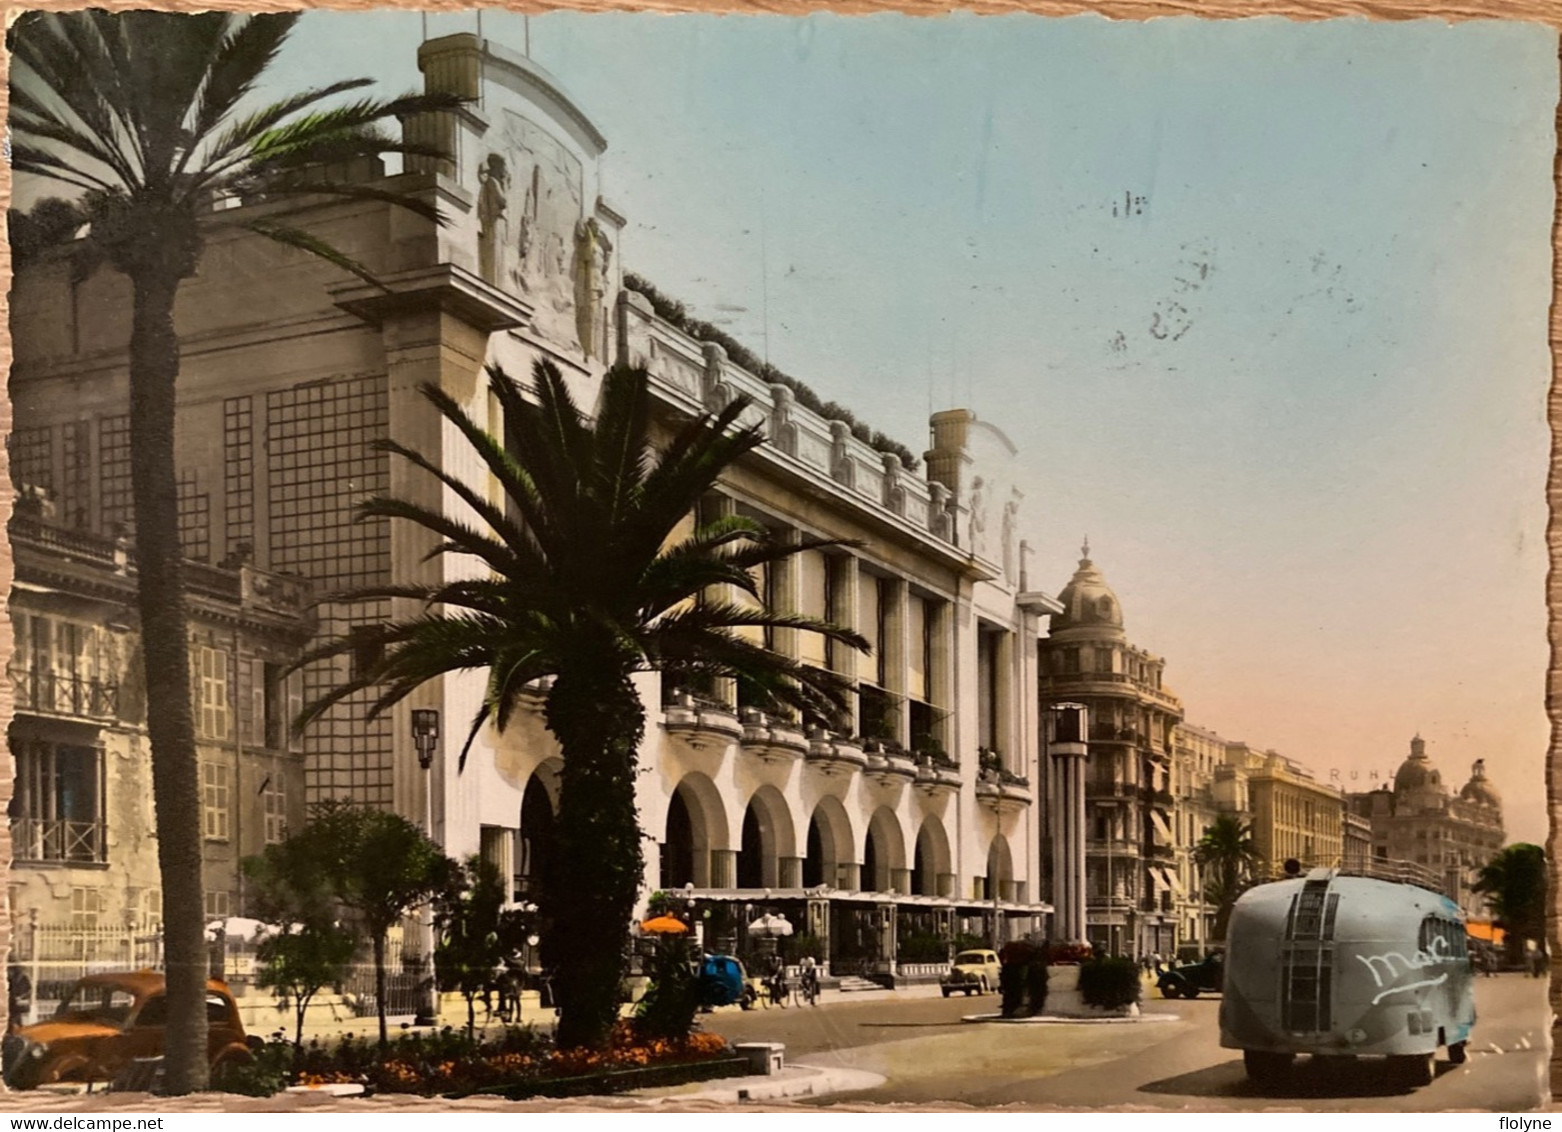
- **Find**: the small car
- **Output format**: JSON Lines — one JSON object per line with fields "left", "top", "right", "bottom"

{"left": 696, "top": 954, "right": 758, "bottom": 1011}
{"left": 3, "top": 971, "right": 255, "bottom": 1090}
{"left": 941, "top": 949, "right": 1001, "bottom": 997}
{"left": 1157, "top": 953, "right": 1224, "bottom": 999}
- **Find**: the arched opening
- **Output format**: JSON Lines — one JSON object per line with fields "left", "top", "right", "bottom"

{"left": 518, "top": 767, "right": 558, "bottom": 899}
{"left": 662, "top": 790, "right": 696, "bottom": 890}
{"left": 804, "top": 819, "right": 826, "bottom": 887}
{"left": 803, "top": 796, "right": 852, "bottom": 890}
{"left": 737, "top": 806, "right": 764, "bottom": 888}
{"left": 912, "top": 818, "right": 952, "bottom": 897}
{"left": 863, "top": 807, "right": 906, "bottom": 894}
{"left": 987, "top": 834, "right": 1015, "bottom": 902}
{"left": 660, "top": 773, "right": 728, "bottom": 889}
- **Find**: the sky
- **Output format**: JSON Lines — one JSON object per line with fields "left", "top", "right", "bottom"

{"left": 156, "top": 11, "right": 1562, "bottom": 843}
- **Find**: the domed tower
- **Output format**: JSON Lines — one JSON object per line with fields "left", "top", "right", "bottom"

{"left": 1459, "top": 759, "right": 1501, "bottom": 810}
{"left": 1393, "top": 734, "right": 1445, "bottom": 807}
{"left": 1050, "top": 540, "right": 1126, "bottom": 642}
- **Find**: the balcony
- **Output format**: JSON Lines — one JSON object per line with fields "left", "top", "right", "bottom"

{"left": 913, "top": 752, "right": 962, "bottom": 795}
{"left": 12, "top": 817, "right": 106, "bottom": 864}
{"left": 862, "top": 741, "right": 916, "bottom": 786}
{"left": 738, "top": 708, "right": 808, "bottom": 764}
{"left": 10, "top": 667, "right": 118, "bottom": 722}
{"left": 976, "top": 768, "right": 1033, "bottom": 812}
{"left": 662, "top": 690, "right": 742, "bottom": 749}
{"left": 805, "top": 730, "right": 867, "bottom": 776}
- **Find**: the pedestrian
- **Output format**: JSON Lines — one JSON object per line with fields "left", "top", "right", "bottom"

{"left": 1152, "top": 952, "right": 1164, "bottom": 976}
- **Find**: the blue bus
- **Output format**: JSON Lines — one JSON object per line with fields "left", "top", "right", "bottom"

{"left": 1219, "top": 869, "right": 1476, "bottom": 1087}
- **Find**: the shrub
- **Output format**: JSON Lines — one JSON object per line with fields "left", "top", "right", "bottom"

{"left": 1046, "top": 942, "right": 1094, "bottom": 966}
{"left": 782, "top": 933, "right": 825, "bottom": 964}
{"left": 633, "top": 938, "right": 701, "bottom": 1043}
{"left": 212, "top": 1039, "right": 294, "bottom": 1097}
{"left": 896, "top": 931, "right": 950, "bottom": 964}
{"left": 1078, "top": 956, "right": 1142, "bottom": 1010}
{"left": 998, "top": 939, "right": 1046, "bottom": 1018}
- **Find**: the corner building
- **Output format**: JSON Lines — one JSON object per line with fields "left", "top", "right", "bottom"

{"left": 1038, "top": 549, "right": 1184, "bottom": 958}
{"left": 9, "top": 33, "right": 1059, "bottom": 977}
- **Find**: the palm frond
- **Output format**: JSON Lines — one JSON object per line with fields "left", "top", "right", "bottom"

{"left": 183, "top": 13, "right": 299, "bottom": 162}
{"left": 223, "top": 217, "right": 388, "bottom": 290}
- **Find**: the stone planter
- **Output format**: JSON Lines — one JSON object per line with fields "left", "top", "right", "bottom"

{"left": 1045, "top": 964, "right": 1086, "bottom": 1016}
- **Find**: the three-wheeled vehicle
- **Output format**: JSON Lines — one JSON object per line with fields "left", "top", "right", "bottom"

{"left": 1219, "top": 869, "right": 1475, "bottom": 1088}
{"left": 696, "top": 954, "right": 758, "bottom": 1011}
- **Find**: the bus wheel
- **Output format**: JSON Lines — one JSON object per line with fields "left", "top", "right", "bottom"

{"left": 1392, "top": 1053, "right": 1435, "bottom": 1087}
{"left": 1243, "top": 1050, "right": 1294, "bottom": 1085}
{"left": 1447, "top": 1042, "right": 1468, "bottom": 1065}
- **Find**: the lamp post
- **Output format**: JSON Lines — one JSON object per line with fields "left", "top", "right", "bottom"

{"left": 411, "top": 708, "right": 440, "bottom": 1027}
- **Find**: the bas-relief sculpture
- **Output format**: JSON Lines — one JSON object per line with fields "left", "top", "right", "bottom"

{"left": 478, "top": 109, "right": 607, "bottom": 357}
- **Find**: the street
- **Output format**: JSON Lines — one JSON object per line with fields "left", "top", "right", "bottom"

{"left": 703, "top": 974, "right": 1550, "bottom": 1110}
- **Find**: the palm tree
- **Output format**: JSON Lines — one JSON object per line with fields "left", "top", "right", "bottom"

{"left": 9, "top": 11, "right": 460, "bottom": 1092}
{"left": 1473, "top": 843, "right": 1547, "bottom": 966}
{"left": 1194, "top": 814, "right": 1260, "bottom": 941}
{"left": 295, "top": 358, "right": 869, "bottom": 1049}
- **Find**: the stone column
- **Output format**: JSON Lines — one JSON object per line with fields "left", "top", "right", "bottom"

{"left": 1049, "top": 703, "right": 1090, "bottom": 945}
{"left": 779, "top": 856, "right": 804, "bottom": 889}
{"left": 837, "top": 862, "right": 862, "bottom": 892}
{"left": 710, "top": 849, "right": 737, "bottom": 889}
{"left": 881, "top": 578, "right": 908, "bottom": 747}
{"left": 833, "top": 554, "right": 861, "bottom": 733}
{"left": 890, "top": 868, "right": 913, "bottom": 896}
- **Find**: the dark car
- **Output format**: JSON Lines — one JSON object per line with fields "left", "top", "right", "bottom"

{"left": 1157, "top": 953, "right": 1223, "bottom": 999}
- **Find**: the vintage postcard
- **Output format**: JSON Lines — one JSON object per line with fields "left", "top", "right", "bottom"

{"left": 2, "top": 2, "right": 1556, "bottom": 1114}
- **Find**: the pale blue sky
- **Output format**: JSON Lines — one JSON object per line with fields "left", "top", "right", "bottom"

{"left": 260, "top": 12, "right": 1556, "bottom": 843}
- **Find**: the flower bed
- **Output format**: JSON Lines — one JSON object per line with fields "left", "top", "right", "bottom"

{"left": 234, "top": 1023, "right": 737, "bottom": 1099}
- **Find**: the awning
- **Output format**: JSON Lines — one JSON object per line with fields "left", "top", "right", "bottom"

{"left": 1149, "top": 810, "right": 1174, "bottom": 845}
{"left": 1467, "top": 920, "right": 1506, "bottom": 945}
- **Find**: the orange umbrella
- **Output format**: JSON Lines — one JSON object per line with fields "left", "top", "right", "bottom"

{"left": 640, "top": 914, "right": 691, "bottom": 935}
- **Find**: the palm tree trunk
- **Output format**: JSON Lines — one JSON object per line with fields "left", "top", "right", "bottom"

{"left": 544, "top": 661, "right": 646, "bottom": 1050}
{"left": 373, "top": 931, "right": 389, "bottom": 1050}
{"left": 128, "top": 265, "right": 208, "bottom": 1095}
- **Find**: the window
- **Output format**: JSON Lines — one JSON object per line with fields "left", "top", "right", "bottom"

{"left": 142, "top": 889, "right": 162, "bottom": 934}
{"left": 204, "top": 890, "right": 230, "bottom": 920}
{"left": 1061, "top": 648, "right": 1080, "bottom": 675}
{"left": 11, "top": 741, "right": 103, "bottom": 862}
{"left": 202, "top": 763, "right": 231, "bottom": 841}
{"left": 69, "top": 887, "right": 103, "bottom": 931}
{"left": 262, "top": 775, "right": 287, "bottom": 844}
{"left": 1095, "top": 647, "right": 1113, "bottom": 674}
{"left": 192, "top": 646, "right": 230, "bottom": 741}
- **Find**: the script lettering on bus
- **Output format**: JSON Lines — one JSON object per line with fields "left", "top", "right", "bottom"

{"left": 1355, "top": 935, "right": 1462, "bottom": 1005}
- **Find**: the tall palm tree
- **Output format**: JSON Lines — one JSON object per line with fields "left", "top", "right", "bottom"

{"left": 1194, "top": 814, "right": 1260, "bottom": 941}
{"left": 1473, "top": 842, "right": 1547, "bottom": 965}
{"left": 295, "top": 358, "right": 869, "bottom": 1049}
{"left": 9, "top": 11, "right": 460, "bottom": 1092}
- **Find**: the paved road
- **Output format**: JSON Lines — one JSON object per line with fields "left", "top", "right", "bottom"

{"left": 703, "top": 973, "right": 1550, "bottom": 1110}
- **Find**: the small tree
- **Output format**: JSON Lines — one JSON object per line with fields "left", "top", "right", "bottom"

{"left": 244, "top": 834, "right": 358, "bottom": 1050}
{"left": 287, "top": 801, "right": 453, "bottom": 1048}
{"left": 433, "top": 855, "right": 524, "bottom": 1039}
{"left": 1195, "top": 815, "right": 1261, "bottom": 940}
{"left": 255, "top": 925, "right": 359, "bottom": 1051}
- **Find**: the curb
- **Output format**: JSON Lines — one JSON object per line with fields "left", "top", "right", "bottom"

{"left": 636, "top": 1065, "right": 886, "bottom": 1103}
{"left": 961, "top": 1011, "right": 1182, "bottom": 1026}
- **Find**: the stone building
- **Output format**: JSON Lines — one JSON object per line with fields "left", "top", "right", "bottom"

{"left": 9, "top": 32, "right": 1059, "bottom": 976}
{"left": 1235, "top": 746, "right": 1345, "bottom": 878}
{"left": 1348, "top": 736, "right": 1505, "bottom": 918}
{"left": 1168, "top": 722, "right": 1249, "bottom": 953}
{"left": 4, "top": 490, "right": 311, "bottom": 956}
{"left": 1038, "top": 548, "right": 1184, "bottom": 958}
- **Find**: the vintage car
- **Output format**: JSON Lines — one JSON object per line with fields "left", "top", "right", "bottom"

{"left": 940, "top": 949, "right": 1001, "bottom": 997}
{"left": 1157, "top": 953, "right": 1224, "bottom": 999}
{"left": 3, "top": 971, "right": 256, "bottom": 1090}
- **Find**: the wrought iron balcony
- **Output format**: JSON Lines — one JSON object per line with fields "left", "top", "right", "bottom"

{"left": 12, "top": 817, "right": 106, "bottom": 864}
{"left": 10, "top": 667, "right": 119, "bottom": 722}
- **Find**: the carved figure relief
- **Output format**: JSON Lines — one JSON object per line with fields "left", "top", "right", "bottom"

{"left": 498, "top": 110, "right": 585, "bottom": 345}
{"left": 476, "top": 154, "right": 510, "bottom": 286}
{"left": 1001, "top": 500, "right": 1019, "bottom": 583}
{"left": 968, "top": 476, "right": 988, "bottom": 558}
{"left": 572, "top": 216, "right": 611, "bottom": 359}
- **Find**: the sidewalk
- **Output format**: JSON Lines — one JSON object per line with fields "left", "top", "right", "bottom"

{"left": 631, "top": 1063, "right": 886, "bottom": 1103}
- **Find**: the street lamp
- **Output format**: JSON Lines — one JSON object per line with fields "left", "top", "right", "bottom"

{"left": 411, "top": 708, "right": 440, "bottom": 1026}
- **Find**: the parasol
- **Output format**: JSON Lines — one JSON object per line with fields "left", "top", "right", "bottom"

{"left": 640, "top": 914, "right": 691, "bottom": 935}
{"left": 748, "top": 913, "right": 794, "bottom": 938}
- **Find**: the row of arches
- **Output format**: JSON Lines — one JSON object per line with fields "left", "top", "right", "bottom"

{"left": 516, "top": 767, "right": 1016, "bottom": 901}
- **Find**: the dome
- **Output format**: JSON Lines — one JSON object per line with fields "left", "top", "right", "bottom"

{"left": 1393, "top": 735, "right": 1444, "bottom": 795}
{"left": 1052, "top": 540, "right": 1125, "bottom": 634}
{"left": 1460, "top": 758, "right": 1501, "bottom": 808}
